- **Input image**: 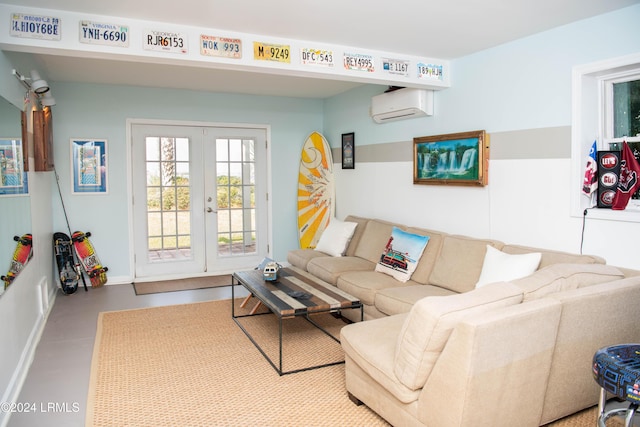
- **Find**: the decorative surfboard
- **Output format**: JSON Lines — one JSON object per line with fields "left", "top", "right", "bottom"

{"left": 297, "top": 132, "right": 335, "bottom": 249}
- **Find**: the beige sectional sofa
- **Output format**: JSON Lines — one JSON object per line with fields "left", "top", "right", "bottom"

{"left": 286, "top": 215, "right": 640, "bottom": 426}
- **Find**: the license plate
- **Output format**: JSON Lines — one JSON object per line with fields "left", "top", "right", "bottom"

{"left": 382, "top": 58, "right": 410, "bottom": 77}
{"left": 200, "top": 35, "right": 242, "bottom": 59}
{"left": 10, "top": 13, "right": 60, "bottom": 40}
{"left": 253, "top": 42, "right": 290, "bottom": 63}
{"left": 143, "top": 30, "right": 188, "bottom": 54}
{"left": 300, "top": 48, "right": 334, "bottom": 67}
{"left": 79, "top": 21, "right": 129, "bottom": 48}
{"left": 417, "top": 63, "right": 443, "bottom": 80}
{"left": 343, "top": 53, "right": 375, "bottom": 72}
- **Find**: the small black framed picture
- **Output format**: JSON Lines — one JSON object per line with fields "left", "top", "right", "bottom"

{"left": 342, "top": 132, "right": 355, "bottom": 169}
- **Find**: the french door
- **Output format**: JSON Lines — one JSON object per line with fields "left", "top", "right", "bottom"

{"left": 131, "top": 122, "right": 268, "bottom": 279}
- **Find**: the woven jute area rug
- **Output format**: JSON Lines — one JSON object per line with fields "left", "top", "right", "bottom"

{"left": 132, "top": 275, "right": 232, "bottom": 295}
{"left": 86, "top": 298, "right": 388, "bottom": 426}
{"left": 87, "top": 298, "right": 624, "bottom": 426}
{"left": 545, "top": 405, "right": 626, "bottom": 426}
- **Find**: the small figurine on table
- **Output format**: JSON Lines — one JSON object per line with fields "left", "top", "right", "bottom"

{"left": 263, "top": 261, "right": 281, "bottom": 282}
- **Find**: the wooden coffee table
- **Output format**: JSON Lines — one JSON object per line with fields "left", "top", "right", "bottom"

{"left": 232, "top": 266, "right": 363, "bottom": 375}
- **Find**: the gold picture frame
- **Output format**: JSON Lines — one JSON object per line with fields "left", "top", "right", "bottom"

{"left": 413, "top": 130, "right": 489, "bottom": 186}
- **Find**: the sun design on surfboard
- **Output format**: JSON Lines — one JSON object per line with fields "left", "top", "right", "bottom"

{"left": 298, "top": 132, "right": 335, "bottom": 249}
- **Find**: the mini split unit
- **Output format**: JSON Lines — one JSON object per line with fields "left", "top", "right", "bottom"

{"left": 370, "top": 88, "right": 434, "bottom": 123}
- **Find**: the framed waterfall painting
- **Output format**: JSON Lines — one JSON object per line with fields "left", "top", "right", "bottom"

{"left": 413, "top": 130, "right": 489, "bottom": 187}
{"left": 71, "top": 139, "right": 108, "bottom": 194}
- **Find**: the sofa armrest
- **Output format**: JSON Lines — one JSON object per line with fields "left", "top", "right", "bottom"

{"left": 418, "top": 298, "right": 561, "bottom": 427}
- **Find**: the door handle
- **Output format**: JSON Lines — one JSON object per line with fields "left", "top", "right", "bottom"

{"left": 207, "top": 207, "right": 217, "bottom": 213}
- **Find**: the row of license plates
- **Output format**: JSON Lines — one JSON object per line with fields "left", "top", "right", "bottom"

{"left": 11, "top": 13, "right": 444, "bottom": 80}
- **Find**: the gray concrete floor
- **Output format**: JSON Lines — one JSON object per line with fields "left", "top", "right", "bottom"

{"left": 7, "top": 283, "right": 247, "bottom": 427}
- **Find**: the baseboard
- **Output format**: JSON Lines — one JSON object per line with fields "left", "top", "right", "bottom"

{"left": 0, "top": 286, "right": 57, "bottom": 427}
{"left": 103, "top": 275, "right": 132, "bottom": 285}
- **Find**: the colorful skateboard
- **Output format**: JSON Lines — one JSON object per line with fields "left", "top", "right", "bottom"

{"left": 1, "top": 234, "right": 33, "bottom": 289}
{"left": 54, "top": 232, "right": 84, "bottom": 294}
{"left": 71, "top": 231, "right": 108, "bottom": 287}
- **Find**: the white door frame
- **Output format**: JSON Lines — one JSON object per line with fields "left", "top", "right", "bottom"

{"left": 126, "top": 118, "right": 272, "bottom": 282}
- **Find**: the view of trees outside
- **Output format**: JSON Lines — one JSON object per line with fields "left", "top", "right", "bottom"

{"left": 145, "top": 136, "right": 256, "bottom": 257}
{"left": 611, "top": 79, "right": 640, "bottom": 200}
{"left": 216, "top": 138, "right": 256, "bottom": 255}
{"left": 613, "top": 80, "right": 640, "bottom": 139}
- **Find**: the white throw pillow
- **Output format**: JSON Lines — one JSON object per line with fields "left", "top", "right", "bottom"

{"left": 314, "top": 218, "right": 358, "bottom": 257}
{"left": 475, "top": 245, "right": 541, "bottom": 288}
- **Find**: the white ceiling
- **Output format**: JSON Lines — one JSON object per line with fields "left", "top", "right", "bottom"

{"left": 3, "top": 0, "right": 639, "bottom": 98}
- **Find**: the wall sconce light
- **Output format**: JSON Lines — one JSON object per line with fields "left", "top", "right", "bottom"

{"left": 12, "top": 68, "right": 54, "bottom": 107}
{"left": 40, "top": 92, "right": 56, "bottom": 107}
{"left": 29, "top": 70, "right": 50, "bottom": 94}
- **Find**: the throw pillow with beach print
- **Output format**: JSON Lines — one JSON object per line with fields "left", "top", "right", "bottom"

{"left": 375, "top": 227, "right": 429, "bottom": 282}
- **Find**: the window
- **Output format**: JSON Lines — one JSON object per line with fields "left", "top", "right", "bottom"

{"left": 571, "top": 53, "right": 640, "bottom": 221}
{"left": 603, "top": 74, "right": 640, "bottom": 207}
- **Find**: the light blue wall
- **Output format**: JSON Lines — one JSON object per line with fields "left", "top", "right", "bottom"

{"left": 325, "top": 4, "right": 640, "bottom": 145}
{"left": 323, "top": 4, "right": 640, "bottom": 268}
{"left": 50, "top": 82, "right": 323, "bottom": 278}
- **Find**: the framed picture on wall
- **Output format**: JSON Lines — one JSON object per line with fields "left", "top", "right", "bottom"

{"left": 342, "top": 132, "right": 355, "bottom": 169}
{"left": 0, "top": 138, "right": 28, "bottom": 196}
{"left": 71, "top": 139, "right": 108, "bottom": 194}
{"left": 413, "top": 130, "right": 489, "bottom": 186}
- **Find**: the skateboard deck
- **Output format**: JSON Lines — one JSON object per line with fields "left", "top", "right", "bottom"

{"left": 54, "top": 232, "right": 81, "bottom": 294}
{"left": 1, "top": 234, "right": 33, "bottom": 289}
{"left": 72, "top": 231, "right": 108, "bottom": 287}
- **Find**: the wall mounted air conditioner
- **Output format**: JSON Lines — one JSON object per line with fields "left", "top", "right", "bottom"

{"left": 370, "top": 88, "right": 434, "bottom": 123}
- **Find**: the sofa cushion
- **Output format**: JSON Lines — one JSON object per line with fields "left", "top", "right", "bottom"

{"left": 287, "top": 249, "right": 329, "bottom": 271}
{"left": 314, "top": 217, "right": 358, "bottom": 257}
{"left": 475, "top": 245, "right": 541, "bottom": 288}
{"left": 501, "top": 244, "right": 605, "bottom": 267}
{"left": 405, "top": 227, "right": 447, "bottom": 286}
{"left": 306, "top": 256, "right": 374, "bottom": 285}
{"left": 428, "top": 235, "right": 504, "bottom": 293}
{"left": 375, "top": 285, "right": 457, "bottom": 316}
{"left": 375, "top": 227, "right": 430, "bottom": 283}
{"left": 511, "top": 263, "right": 625, "bottom": 301}
{"left": 340, "top": 313, "right": 422, "bottom": 404}
{"left": 343, "top": 215, "right": 370, "bottom": 257}
{"left": 337, "top": 271, "right": 416, "bottom": 306}
{"left": 394, "top": 282, "right": 523, "bottom": 391}
{"left": 353, "top": 219, "right": 404, "bottom": 263}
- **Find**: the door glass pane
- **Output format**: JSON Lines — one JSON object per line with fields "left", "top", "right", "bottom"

{"left": 145, "top": 136, "right": 192, "bottom": 261}
{"left": 216, "top": 137, "right": 256, "bottom": 256}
